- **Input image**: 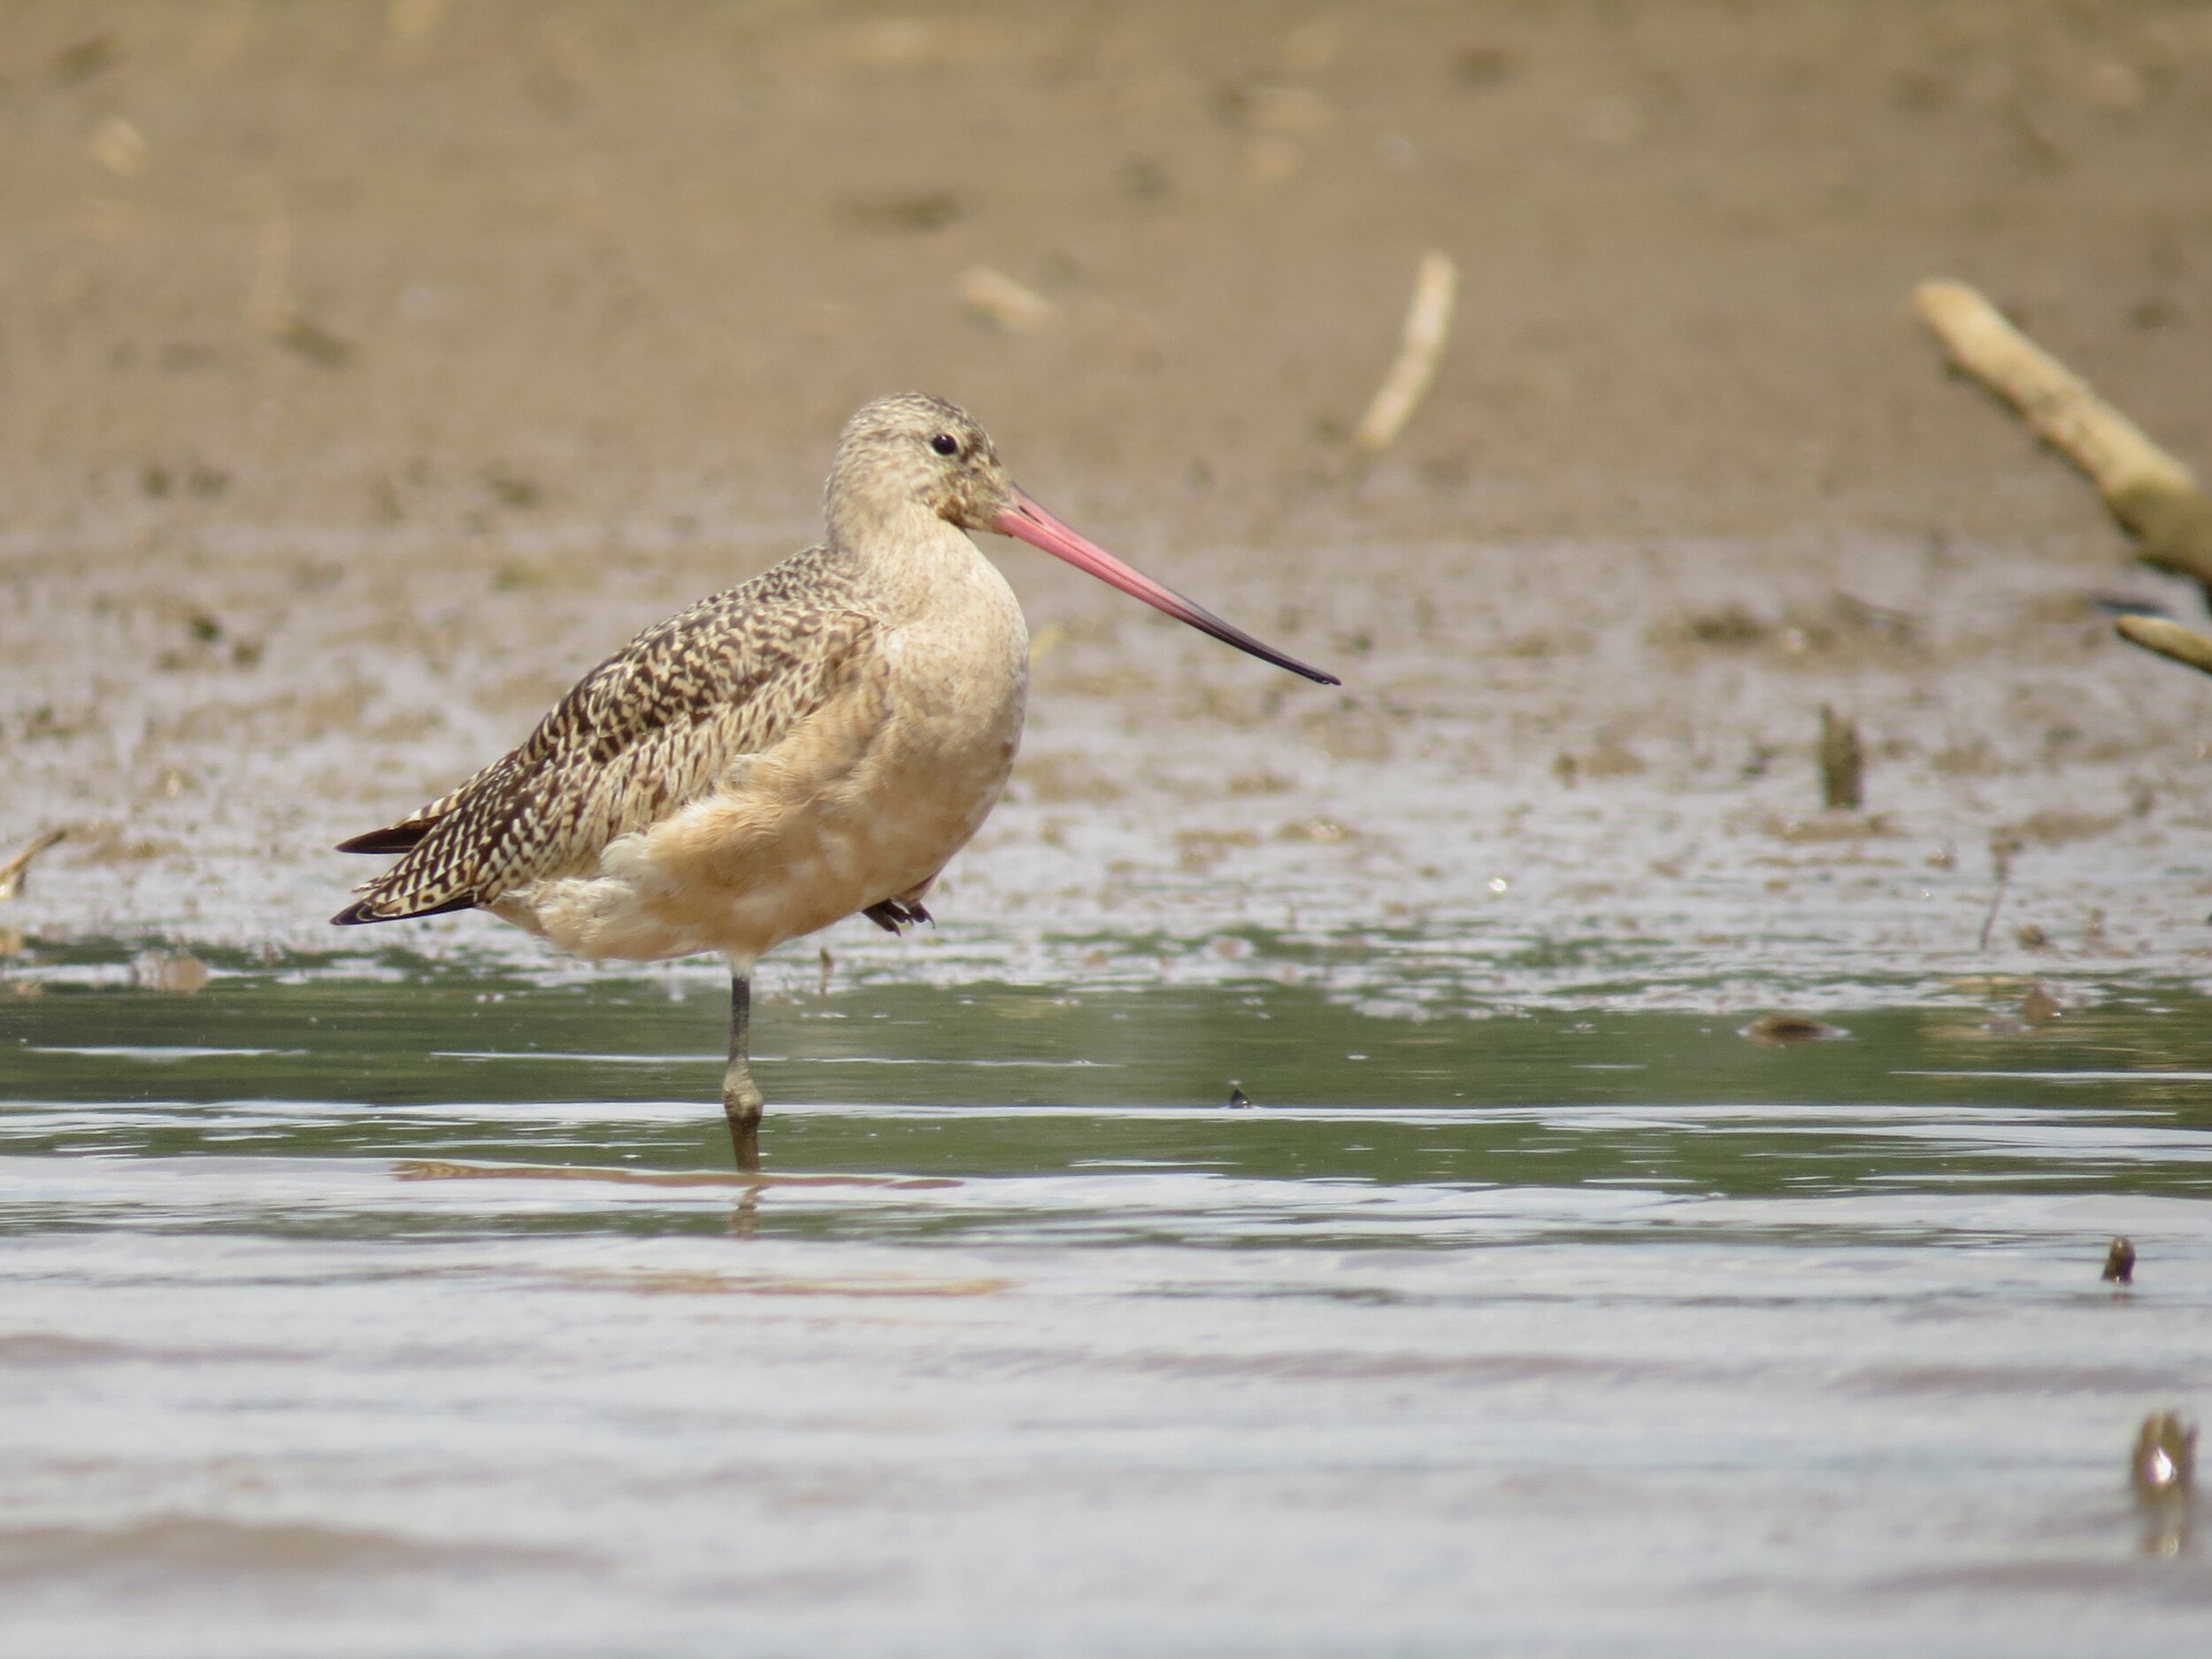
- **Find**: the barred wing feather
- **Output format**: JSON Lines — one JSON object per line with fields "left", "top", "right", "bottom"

{"left": 333, "top": 553, "right": 876, "bottom": 924}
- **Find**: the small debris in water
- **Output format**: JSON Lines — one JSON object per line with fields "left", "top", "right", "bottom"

{"left": 1740, "top": 1012, "right": 1847, "bottom": 1045}
{"left": 2021, "top": 983, "right": 2063, "bottom": 1024}
{"left": 1278, "top": 817, "right": 1351, "bottom": 843}
{"left": 1227, "top": 1082, "right": 1252, "bottom": 1108}
{"left": 129, "top": 951, "right": 211, "bottom": 995}
{"left": 2131, "top": 1412, "right": 2196, "bottom": 1495}
{"left": 2103, "top": 1237, "right": 2136, "bottom": 1284}
{"left": 1817, "top": 705, "right": 1863, "bottom": 811}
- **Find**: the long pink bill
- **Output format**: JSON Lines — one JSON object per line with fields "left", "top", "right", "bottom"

{"left": 991, "top": 490, "right": 1340, "bottom": 687}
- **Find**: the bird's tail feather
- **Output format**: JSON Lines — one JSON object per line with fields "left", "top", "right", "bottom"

{"left": 335, "top": 824, "right": 432, "bottom": 855}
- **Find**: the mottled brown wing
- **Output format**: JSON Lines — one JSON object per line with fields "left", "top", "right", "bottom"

{"left": 334, "top": 550, "right": 878, "bottom": 924}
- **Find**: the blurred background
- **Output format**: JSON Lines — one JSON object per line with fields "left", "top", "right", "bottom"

{"left": 5, "top": 0, "right": 2212, "bottom": 1002}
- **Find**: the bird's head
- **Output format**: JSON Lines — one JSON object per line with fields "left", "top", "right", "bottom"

{"left": 826, "top": 393, "right": 1016, "bottom": 537}
{"left": 826, "top": 394, "right": 1339, "bottom": 687}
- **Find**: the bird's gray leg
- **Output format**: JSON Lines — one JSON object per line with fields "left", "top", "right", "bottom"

{"left": 722, "top": 971, "right": 764, "bottom": 1173}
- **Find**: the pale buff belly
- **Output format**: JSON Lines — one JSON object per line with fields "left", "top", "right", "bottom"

{"left": 495, "top": 620, "right": 1028, "bottom": 969}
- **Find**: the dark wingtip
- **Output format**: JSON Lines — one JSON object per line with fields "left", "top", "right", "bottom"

{"left": 336, "top": 825, "right": 429, "bottom": 855}
{"left": 330, "top": 893, "right": 476, "bottom": 926}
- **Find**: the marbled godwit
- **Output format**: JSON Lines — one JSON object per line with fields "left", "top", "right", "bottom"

{"left": 334, "top": 395, "right": 1337, "bottom": 1167}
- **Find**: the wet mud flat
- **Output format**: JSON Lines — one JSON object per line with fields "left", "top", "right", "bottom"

{"left": 4, "top": 974, "right": 2212, "bottom": 1655}
{"left": 5, "top": 1, "right": 2212, "bottom": 1008}
{"left": 9, "top": 514, "right": 2212, "bottom": 1016}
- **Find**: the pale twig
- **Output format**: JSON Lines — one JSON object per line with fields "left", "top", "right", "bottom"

{"left": 958, "top": 265, "right": 1052, "bottom": 333}
{"left": 1353, "top": 250, "right": 1456, "bottom": 456}
{"left": 1914, "top": 280, "right": 2212, "bottom": 590}
{"left": 0, "top": 828, "right": 65, "bottom": 902}
{"left": 2115, "top": 613, "right": 2212, "bottom": 680}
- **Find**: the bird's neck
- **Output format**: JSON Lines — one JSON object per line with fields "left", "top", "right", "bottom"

{"left": 827, "top": 500, "right": 989, "bottom": 618}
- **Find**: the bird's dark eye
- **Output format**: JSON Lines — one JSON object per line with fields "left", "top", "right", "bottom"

{"left": 930, "top": 434, "right": 960, "bottom": 457}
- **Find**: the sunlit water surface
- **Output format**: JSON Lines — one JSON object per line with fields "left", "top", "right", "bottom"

{"left": 4, "top": 957, "right": 2209, "bottom": 1656}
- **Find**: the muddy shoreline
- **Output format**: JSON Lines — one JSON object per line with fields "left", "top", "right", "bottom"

{"left": 5, "top": 2, "right": 2212, "bottom": 1010}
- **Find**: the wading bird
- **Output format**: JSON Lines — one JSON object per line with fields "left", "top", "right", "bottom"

{"left": 334, "top": 395, "right": 1336, "bottom": 1167}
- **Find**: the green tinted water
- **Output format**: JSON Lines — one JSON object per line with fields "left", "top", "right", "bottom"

{"left": 3, "top": 956, "right": 2208, "bottom": 1656}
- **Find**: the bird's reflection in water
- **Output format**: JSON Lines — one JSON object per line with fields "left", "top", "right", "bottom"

{"left": 387, "top": 1161, "right": 1015, "bottom": 1289}
{"left": 392, "top": 1160, "right": 956, "bottom": 1193}
{"left": 392, "top": 1156, "right": 956, "bottom": 1248}
{"left": 391, "top": 1159, "right": 960, "bottom": 1248}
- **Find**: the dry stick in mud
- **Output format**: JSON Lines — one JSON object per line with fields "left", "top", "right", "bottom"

{"left": 1351, "top": 250, "right": 1457, "bottom": 461}
{"left": 2115, "top": 613, "right": 2212, "bottom": 680}
{"left": 1817, "top": 706, "right": 1863, "bottom": 811}
{"left": 1914, "top": 280, "right": 2212, "bottom": 678}
{"left": 0, "top": 829, "right": 65, "bottom": 902}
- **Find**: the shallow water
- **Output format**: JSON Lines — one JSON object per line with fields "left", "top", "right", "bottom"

{"left": 4, "top": 961, "right": 2210, "bottom": 1656}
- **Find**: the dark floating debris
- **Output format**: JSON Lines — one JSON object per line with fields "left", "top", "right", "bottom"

{"left": 2103, "top": 1237, "right": 2137, "bottom": 1284}
{"left": 1740, "top": 1012, "right": 1847, "bottom": 1046}
{"left": 1227, "top": 1082, "right": 1253, "bottom": 1109}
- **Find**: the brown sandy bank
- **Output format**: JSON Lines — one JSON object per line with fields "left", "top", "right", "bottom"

{"left": 4, "top": 1, "right": 2211, "bottom": 1009}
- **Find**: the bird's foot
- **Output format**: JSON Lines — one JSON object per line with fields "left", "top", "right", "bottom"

{"left": 722, "top": 1064, "right": 764, "bottom": 1174}
{"left": 862, "top": 899, "right": 933, "bottom": 933}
